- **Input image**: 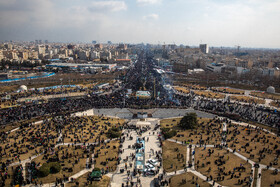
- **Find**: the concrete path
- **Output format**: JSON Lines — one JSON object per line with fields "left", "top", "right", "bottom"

{"left": 72, "top": 109, "right": 94, "bottom": 117}
{"left": 140, "top": 119, "right": 162, "bottom": 187}
{"left": 110, "top": 129, "right": 138, "bottom": 186}
{"left": 111, "top": 118, "right": 162, "bottom": 187}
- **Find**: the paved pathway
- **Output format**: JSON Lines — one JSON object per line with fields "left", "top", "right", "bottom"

{"left": 111, "top": 118, "right": 162, "bottom": 187}
{"left": 140, "top": 118, "right": 162, "bottom": 187}
{"left": 110, "top": 129, "right": 138, "bottom": 186}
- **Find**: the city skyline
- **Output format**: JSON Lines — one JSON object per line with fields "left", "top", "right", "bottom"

{"left": 0, "top": 0, "right": 280, "bottom": 48}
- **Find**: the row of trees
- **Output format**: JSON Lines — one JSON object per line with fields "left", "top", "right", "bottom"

{"left": 0, "top": 59, "right": 50, "bottom": 69}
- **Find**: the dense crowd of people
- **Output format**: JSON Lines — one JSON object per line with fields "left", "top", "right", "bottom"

{"left": 0, "top": 52, "right": 279, "bottom": 131}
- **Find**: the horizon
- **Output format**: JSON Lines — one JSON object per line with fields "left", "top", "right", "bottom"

{"left": 2, "top": 40, "right": 280, "bottom": 50}
{"left": 1, "top": 0, "right": 280, "bottom": 48}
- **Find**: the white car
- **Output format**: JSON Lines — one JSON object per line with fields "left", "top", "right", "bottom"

{"left": 148, "top": 159, "right": 159, "bottom": 166}
{"left": 145, "top": 163, "right": 155, "bottom": 169}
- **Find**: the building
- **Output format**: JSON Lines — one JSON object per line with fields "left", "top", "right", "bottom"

{"left": 37, "top": 45, "right": 46, "bottom": 55}
{"left": 90, "top": 51, "right": 100, "bottom": 60}
{"left": 115, "top": 59, "right": 132, "bottom": 66}
{"left": 95, "top": 44, "right": 103, "bottom": 50}
{"left": 118, "top": 53, "right": 129, "bottom": 59}
{"left": 19, "top": 51, "right": 29, "bottom": 60}
{"left": 30, "top": 51, "right": 39, "bottom": 59}
{"left": 100, "top": 51, "right": 111, "bottom": 60}
{"left": 4, "top": 44, "right": 13, "bottom": 50}
{"left": 262, "top": 68, "right": 280, "bottom": 77}
{"left": 206, "top": 63, "right": 225, "bottom": 73}
{"left": 46, "top": 62, "right": 117, "bottom": 71}
{"left": 78, "top": 51, "right": 89, "bottom": 60}
{"left": 7, "top": 51, "right": 18, "bottom": 60}
{"left": 262, "top": 68, "right": 275, "bottom": 76}
{"left": 0, "top": 50, "right": 4, "bottom": 61}
{"left": 236, "top": 67, "right": 250, "bottom": 74}
{"left": 199, "top": 44, "right": 209, "bottom": 54}
{"left": 0, "top": 73, "right": 9, "bottom": 80}
{"left": 118, "top": 44, "right": 127, "bottom": 50}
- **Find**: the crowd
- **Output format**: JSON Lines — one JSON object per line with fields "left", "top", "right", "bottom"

{"left": 0, "top": 114, "right": 124, "bottom": 186}
{"left": 1, "top": 53, "right": 279, "bottom": 132}
{"left": 193, "top": 98, "right": 280, "bottom": 129}
{"left": 164, "top": 116, "right": 279, "bottom": 186}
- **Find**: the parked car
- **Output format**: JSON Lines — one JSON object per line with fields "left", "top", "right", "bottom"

{"left": 148, "top": 159, "right": 159, "bottom": 166}
{"left": 145, "top": 163, "right": 155, "bottom": 169}
{"left": 144, "top": 168, "right": 156, "bottom": 176}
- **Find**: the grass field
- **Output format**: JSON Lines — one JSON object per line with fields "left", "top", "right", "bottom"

{"left": 34, "top": 145, "right": 88, "bottom": 184}
{"left": 174, "top": 86, "right": 190, "bottom": 94}
{"left": 194, "top": 90, "right": 225, "bottom": 99}
{"left": 250, "top": 91, "right": 280, "bottom": 100}
{"left": 230, "top": 95, "right": 265, "bottom": 104}
{"left": 261, "top": 169, "right": 280, "bottom": 187}
{"left": 162, "top": 140, "right": 186, "bottom": 172}
{"left": 62, "top": 116, "right": 124, "bottom": 144}
{"left": 160, "top": 118, "right": 182, "bottom": 129}
{"left": 211, "top": 87, "right": 245, "bottom": 95}
{"left": 226, "top": 124, "right": 280, "bottom": 167}
{"left": 195, "top": 147, "right": 252, "bottom": 187}
{"left": 161, "top": 118, "right": 223, "bottom": 145}
{"left": 170, "top": 172, "right": 211, "bottom": 187}
{"left": 0, "top": 166, "right": 14, "bottom": 186}
{"left": 94, "top": 140, "right": 120, "bottom": 172}
{"left": 66, "top": 174, "right": 110, "bottom": 187}
{"left": 1, "top": 121, "right": 59, "bottom": 163}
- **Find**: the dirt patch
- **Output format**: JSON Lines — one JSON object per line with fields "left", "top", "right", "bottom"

{"left": 162, "top": 140, "right": 186, "bottom": 173}
{"left": 261, "top": 169, "right": 280, "bottom": 187}
{"left": 195, "top": 147, "right": 252, "bottom": 187}
{"left": 66, "top": 174, "right": 110, "bottom": 187}
{"left": 170, "top": 172, "right": 211, "bottom": 187}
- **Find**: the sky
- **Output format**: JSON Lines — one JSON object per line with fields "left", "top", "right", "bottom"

{"left": 0, "top": 0, "right": 280, "bottom": 48}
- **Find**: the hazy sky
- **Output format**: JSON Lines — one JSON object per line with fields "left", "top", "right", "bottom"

{"left": 0, "top": 0, "right": 280, "bottom": 48}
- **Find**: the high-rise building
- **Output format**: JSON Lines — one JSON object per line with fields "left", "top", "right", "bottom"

{"left": 118, "top": 44, "right": 127, "bottom": 50}
{"left": 90, "top": 51, "right": 100, "bottom": 60}
{"left": 92, "top": 41, "right": 97, "bottom": 44}
{"left": 4, "top": 44, "right": 13, "bottom": 50}
{"left": 0, "top": 50, "right": 3, "bottom": 61}
{"left": 78, "top": 50, "right": 89, "bottom": 60}
{"left": 199, "top": 44, "right": 209, "bottom": 54}
{"left": 37, "top": 45, "right": 46, "bottom": 55}
{"left": 95, "top": 44, "right": 103, "bottom": 50}
{"left": 19, "top": 51, "right": 29, "bottom": 60}
{"left": 30, "top": 51, "right": 39, "bottom": 59}
{"left": 8, "top": 51, "right": 18, "bottom": 60}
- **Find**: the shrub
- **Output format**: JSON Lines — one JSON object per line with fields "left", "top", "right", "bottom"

{"left": 107, "top": 127, "right": 121, "bottom": 138}
{"left": 178, "top": 113, "right": 198, "bottom": 130}
{"left": 164, "top": 130, "right": 177, "bottom": 139}
{"left": 38, "top": 162, "right": 61, "bottom": 177}
{"left": 93, "top": 168, "right": 101, "bottom": 172}
{"left": 38, "top": 166, "right": 49, "bottom": 177}
{"left": 162, "top": 128, "right": 177, "bottom": 139}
